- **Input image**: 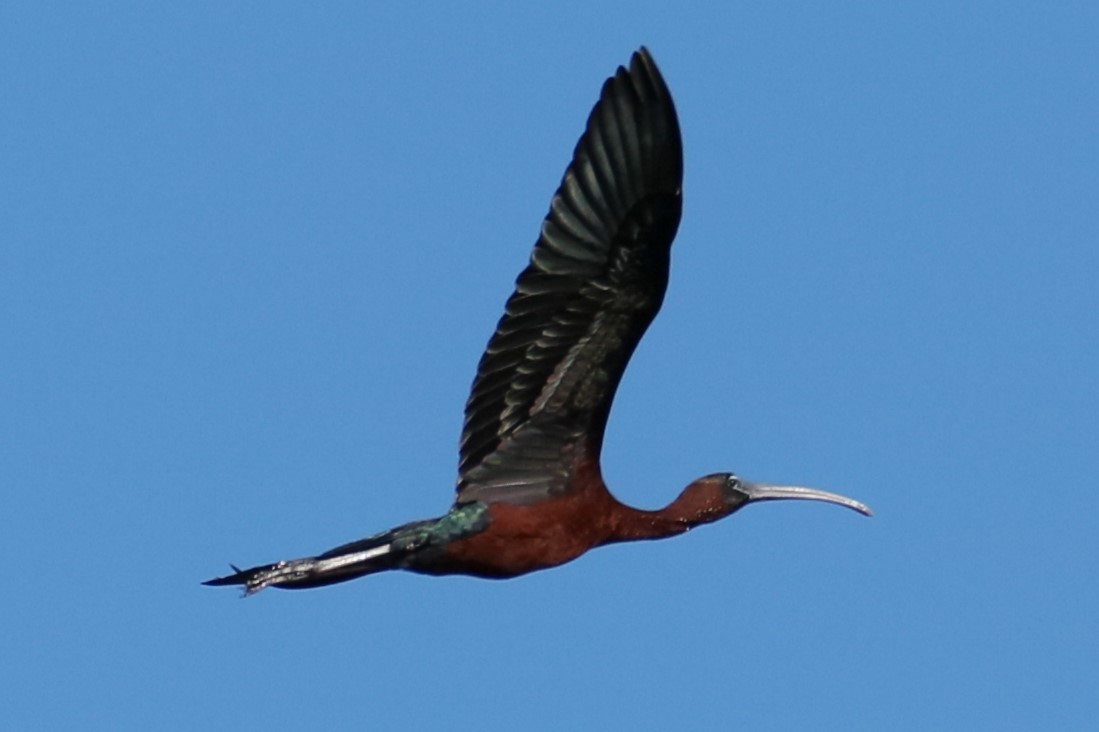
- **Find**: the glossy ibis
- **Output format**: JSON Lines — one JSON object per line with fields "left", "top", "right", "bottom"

{"left": 205, "top": 48, "right": 870, "bottom": 596}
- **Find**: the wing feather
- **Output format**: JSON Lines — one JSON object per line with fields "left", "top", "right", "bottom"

{"left": 457, "top": 48, "right": 683, "bottom": 504}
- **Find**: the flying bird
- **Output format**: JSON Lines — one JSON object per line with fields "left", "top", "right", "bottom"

{"left": 205, "top": 48, "right": 870, "bottom": 596}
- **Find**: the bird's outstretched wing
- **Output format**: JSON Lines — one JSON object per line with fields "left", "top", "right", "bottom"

{"left": 457, "top": 48, "right": 683, "bottom": 506}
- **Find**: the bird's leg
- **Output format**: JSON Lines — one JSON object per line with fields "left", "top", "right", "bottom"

{"left": 205, "top": 541, "right": 396, "bottom": 596}
{"left": 203, "top": 503, "right": 492, "bottom": 595}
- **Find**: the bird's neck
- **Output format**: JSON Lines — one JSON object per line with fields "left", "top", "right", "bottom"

{"left": 605, "top": 480, "right": 731, "bottom": 543}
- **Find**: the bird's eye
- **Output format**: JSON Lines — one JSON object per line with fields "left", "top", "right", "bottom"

{"left": 725, "top": 474, "right": 741, "bottom": 490}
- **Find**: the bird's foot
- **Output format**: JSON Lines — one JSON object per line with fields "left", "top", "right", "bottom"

{"left": 203, "top": 558, "right": 320, "bottom": 597}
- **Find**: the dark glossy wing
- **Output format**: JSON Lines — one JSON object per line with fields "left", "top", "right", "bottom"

{"left": 457, "top": 48, "right": 683, "bottom": 505}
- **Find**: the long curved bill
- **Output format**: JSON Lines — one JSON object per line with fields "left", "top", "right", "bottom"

{"left": 742, "top": 481, "right": 873, "bottom": 517}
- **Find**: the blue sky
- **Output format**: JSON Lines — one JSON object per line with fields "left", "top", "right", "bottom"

{"left": 3, "top": 3, "right": 1097, "bottom": 729}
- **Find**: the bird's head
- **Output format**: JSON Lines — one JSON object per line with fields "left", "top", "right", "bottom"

{"left": 714, "top": 472, "right": 872, "bottom": 517}
{"left": 668, "top": 474, "right": 870, "bottom": 529}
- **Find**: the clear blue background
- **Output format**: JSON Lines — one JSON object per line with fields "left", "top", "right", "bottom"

{"left": 3, "top": 3, "right": 1096, "bottom": 729}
